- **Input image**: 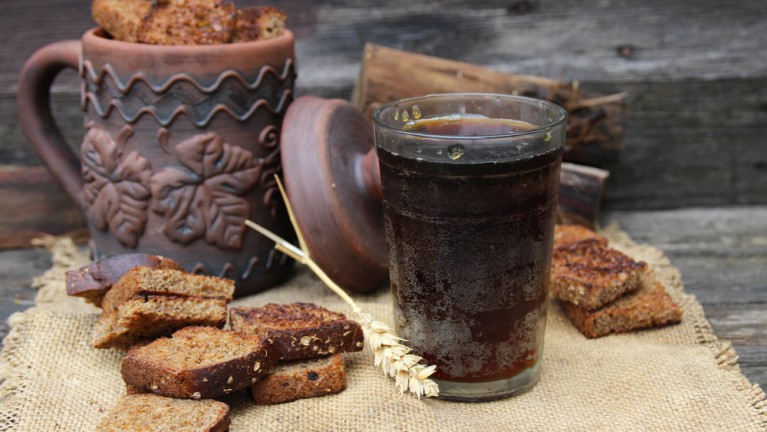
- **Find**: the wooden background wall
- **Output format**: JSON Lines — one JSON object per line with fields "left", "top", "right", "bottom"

{"left": 1, "top": 0, "right": 766, "bottom": 247}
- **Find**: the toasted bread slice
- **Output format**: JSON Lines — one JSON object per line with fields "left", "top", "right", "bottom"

{"left": 562, "top": 279, "right": 683, "bottom": 338}
{"left": 93, "top": 296, "right": 228, "bottom": 349}
{"left": 233, "top": 6, "right": 286, "bottom": 42}
{"left": 553, "top": 224, "right": 608, "bottom": 250}
{"left": 251, "top": 354, "right": 347, "bottom": 405}
{"left": 101, "top": 267, "right": 233, "bottom": 313}
{"left": 121, "top": 326, "right": 275, "bottom": 399}
{"left": 137, "top": 0, "right": 238, "bottom": 45}
{"left": 92, "top": 0, "right": 153, "bottom": 43}
{"left": 65, "top": 254, "right": 183, "bottom": 307}
{"left": 551, "top": 239, "right": 648, "bottom": 310}
{"left": 229, "top": 303, "right": 364, "bottom": 360}
{"left": 97, "top": 394, "right": 230, "bottom": 432}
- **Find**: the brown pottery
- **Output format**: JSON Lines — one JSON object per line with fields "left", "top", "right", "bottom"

{"left": 17, "top": 28, "right": 297, "bottom": 296}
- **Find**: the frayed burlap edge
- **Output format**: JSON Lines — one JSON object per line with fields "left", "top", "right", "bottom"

{"left": 603, "top": 224, "right": 767, "bottom": 430}
{"left": 1, "top": 232, "right": 766, "bottom": 431}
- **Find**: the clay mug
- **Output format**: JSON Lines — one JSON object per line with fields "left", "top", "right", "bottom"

{"left": 17, "top": 28, "right": 296, "bottom": 296}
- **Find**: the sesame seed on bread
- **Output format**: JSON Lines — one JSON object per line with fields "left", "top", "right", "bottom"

{"left": 229, "top": 303, "right": 364, "bottom": 360}
{"left": 251, "top": 354, "right": 347, "bottom": 405}
{"left": 561, "top": 278, "right": 683, "bottom": 338}
{"left": 136, "top": 0, "right": 238, "bottom": 45}
{"left": 121, "top": 326, "right": 276, "bottom": 399}
{"left": 551, "top": 238, "right": 648, "bottom": 310}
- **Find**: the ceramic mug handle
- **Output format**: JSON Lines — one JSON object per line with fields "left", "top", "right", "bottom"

{"left": 17, "top": 40, "right": 84, "bottom": 209}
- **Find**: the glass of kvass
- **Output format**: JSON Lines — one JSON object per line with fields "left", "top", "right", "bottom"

{"left": 373, "top": 94, "right": 567, "bottom": 402}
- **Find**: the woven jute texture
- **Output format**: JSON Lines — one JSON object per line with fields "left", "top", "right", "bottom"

{"left": 1, "top": 228, "right": 765, "bottom": 431}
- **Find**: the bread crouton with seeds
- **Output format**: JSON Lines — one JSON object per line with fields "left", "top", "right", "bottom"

{"left": 553, "top": 224, "right": 608, "bottom": 250}
{"left": 561, "top": 278, "right": 683, "bottom": 338}
{"left": 65, "top": 254, "right": 182, "bottom": 307}
{"left": 92, "top": 0, "right": 153, "bottom": 43}
{"left": 121, "top": 326, "right": 276, "bottom": 399}
{"left": 92, "top": 266, "right": 233, "bottom": 349}
{"left": 550, "top": 238, "right": 648, "bottom": 310}
{"left": 233, "top": 5, "right": 287, "bottom": 42}
{"left": 251, "top": 354, "right": 347, "bottom": 405}
{"left": 229, "top": 303, "right": 364, "bottom": 360}
{"left": 96, "top": 394, "right": 230, "bottom": 432}
{"left": 100, "top": 266, "right": 233, "bottom": 313}
{"left": 136, "top": 0, "right": 238, "bottom": 45}
{"left": 93, "top": 295, "right": 228, "bottom": 349}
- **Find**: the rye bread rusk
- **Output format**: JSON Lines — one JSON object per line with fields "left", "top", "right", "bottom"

{"left": 229, "top": 303, "right": 364, "bottom": 360}
{"left": 136, "top": 0, "right": 238, "bottom": 45}
{"left": 91, "top": 0, "right": 153, "bottom": 43}
{"left": 93, "top": 295, "right": 228, "bottom": 349}
{"left": 96, "top": 394, "right": 230, "bottom": 432}
{"left": 65, "top": 254, "right": 182, "bottom": 307}
{"left": 251, "top": 354, "right": 347, "bottom": 405}
{"left": 553, "top": 224, "right": 608, "bottom": 250}
{"left": 233, "top": 5, "right": 287, "bottom": 42}
{"left": 562, "top": 278, "right": 683, "bottom": 338}
{"left": 101, "top": 266, "right": 233, "bottom": 313}
{"left": 550, "top": 238, "right": 648, "bottom": 310}
{"left": 121, "top": 326, "right": 275, "bottom": 399}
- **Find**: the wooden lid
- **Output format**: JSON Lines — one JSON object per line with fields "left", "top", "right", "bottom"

{"left": 281, "top": 96, "right": 388, "bottom": 293}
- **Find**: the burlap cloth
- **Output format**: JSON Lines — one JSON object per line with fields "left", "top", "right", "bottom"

{"left": 1, "top": 228, "right": 765, "bottom": 431}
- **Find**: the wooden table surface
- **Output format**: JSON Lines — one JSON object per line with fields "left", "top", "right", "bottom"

{"left": 0, "top": 0, "right": 764, "bottom": 406}
{"left": 1, "top": 206, "right": 765, "bottom": 390}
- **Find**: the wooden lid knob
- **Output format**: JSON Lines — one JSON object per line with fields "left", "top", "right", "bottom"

{"left": 281, "top": 96, "right": 388, "bottom": 293}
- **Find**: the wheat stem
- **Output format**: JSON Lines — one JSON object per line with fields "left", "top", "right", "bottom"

{"left": 244, "top": 175, "right": 439, "bottom": 398}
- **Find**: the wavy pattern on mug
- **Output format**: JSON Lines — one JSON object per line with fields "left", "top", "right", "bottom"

{"left": 80, "top": 58, "right": 294, "bottom": 94}
{"left": 82, "top": 89, "right": 293, "bottom": 127}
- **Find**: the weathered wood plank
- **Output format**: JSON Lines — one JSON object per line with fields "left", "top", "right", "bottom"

{"left": 2, "top": 0, "right": 766, "bottom": 224}
{"left": 3, "top": 0, "right": 767, "bottom": 93}
{"left": 0, "top": 165, "right": 85, "bottom": 248}
{"left": 603, "top": 206, "right": 767, "bottom": 389}
{"left": 0, "top": 248, "right": 51, "bottom": 341}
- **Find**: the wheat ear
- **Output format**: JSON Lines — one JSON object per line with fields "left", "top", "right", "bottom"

{"left": 245, "top": 176, "right": 439, "bottom": 398}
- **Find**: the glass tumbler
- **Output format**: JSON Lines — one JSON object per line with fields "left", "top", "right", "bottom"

{"left": 373, "top": 93, "right": 567, "bottom": 402}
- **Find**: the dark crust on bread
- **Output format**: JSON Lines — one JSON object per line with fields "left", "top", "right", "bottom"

{"left": 251, "top": 354, "right": 347, "bottom": 405}
{"left": 233, "top": 6, "right": 286, "bottom": 42}
{"left": 121, "top": 327, "right": 276, "bottom": 399}
{"left": 101, "top": 267, "right": 233, "bottom": 313}
{"left": 551, "top": 239, "right": 648, "bottom": 310}
{"left": 65, "top": 254, "right": 183, "bottom": 307}
{"left": 229, "top": 303, "right": 364, "bottom": 360}
{"left": 97, "top": 394, "right": 230, "bottom": 432}
{"left": 92, "top": 0, "right": 153, "bottom": 43}
{"left": 553, "top": 224, "right": 608, "bottom": 250}
{"left": 93, "top": 296, "right": 228, "bottom": 349}
{"left": 136, "top": 0, "right": 238, "bottom": 45}
{"left": 562, "top": 279, "right": 683, "bottom": 338}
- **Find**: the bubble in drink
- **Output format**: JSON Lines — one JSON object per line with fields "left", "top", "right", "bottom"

{"left": 412, "top": 105, "right": 422, "bottom": 119}
{"left": 447, "top": 144, "right": 465, "bottom": 160}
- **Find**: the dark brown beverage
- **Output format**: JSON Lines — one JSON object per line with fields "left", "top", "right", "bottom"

{"left": 377, "top": 114, "right": 562, "bottom": 397}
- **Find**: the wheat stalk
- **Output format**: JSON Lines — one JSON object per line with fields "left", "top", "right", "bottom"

{"left": 245, "top": 176, "right": 439, "bottom": 398}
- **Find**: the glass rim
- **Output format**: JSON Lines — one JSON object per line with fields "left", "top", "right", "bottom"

{"left": 372, "top": 93, "right": 568, "bottom": 141}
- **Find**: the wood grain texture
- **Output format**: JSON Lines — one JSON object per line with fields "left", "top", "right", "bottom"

{"left": 2, "top": 0, "right": 766, "bottom": 215}
{"left": 0, "top": 166, "right": 86, "bottom": 248}
{"left": 0, "top": 206, "right": 764, "bottom": 389}
{"left": 603, "top": 206, "right": 767, "bottom": 389}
